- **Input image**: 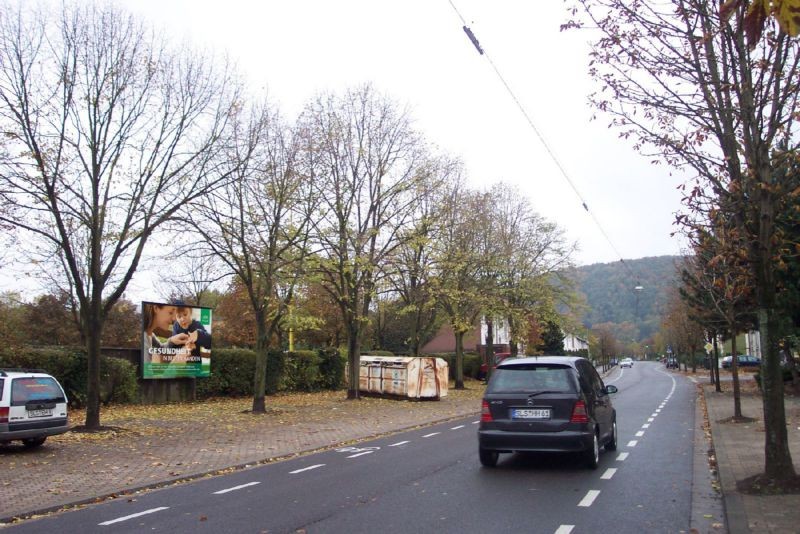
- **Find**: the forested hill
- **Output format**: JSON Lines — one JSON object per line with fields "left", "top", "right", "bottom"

{"left": 573, "top": 255, "right": 682, "bottom": 341}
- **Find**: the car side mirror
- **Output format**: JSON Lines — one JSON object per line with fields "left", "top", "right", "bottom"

{"left": 604, "top": 385, "right": 618, "bottom": 395}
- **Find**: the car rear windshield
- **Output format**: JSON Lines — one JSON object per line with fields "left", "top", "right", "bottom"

{"left": 487, "top": 365, "right": 576, "bottom": 394}
{"left": 11, "top": 377, "right": 66, "bottom": 406}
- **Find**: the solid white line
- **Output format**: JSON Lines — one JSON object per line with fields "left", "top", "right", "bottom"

{"left": 601, "top": 468, "right": 617, "bottom": 480}
{"left": 616, "top": 452, "right": 629, "bottom": 461}
{"left": 451, "top": 425, "right": 465, "bottom": 430}
{"left": 289, "top": 464, "right": 325, "bottom": 474}
{"left": 99, "top": 507, "right": 169, "bottom": 526}
{"left": 423, "top": 432, "right": 440, "bottom": 438}
{"left": 347, "top": 451, "right": 374, "bottom": 458}
{"left": 213, "top": 481, "right": 260, "bottom": 495}
{"left": 578, "top": 490, "right": 601, "bottom": 507}
{"left": 627, "top": 440, "right": 638, "bottom": 447}
{"left": 554, "top": 526, "right": 575, "bottom": 534}
{"left": 389, "top": 441, "right": 409, "bottom": 447}
{"left": 635, "top": 431, "right": 645, "bottom": 437}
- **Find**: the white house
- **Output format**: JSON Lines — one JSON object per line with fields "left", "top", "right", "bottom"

{"left": 564, "top": 333, "right": 589, "bottom": 353}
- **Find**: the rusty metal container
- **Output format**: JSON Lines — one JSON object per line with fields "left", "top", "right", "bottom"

{"left": 358, "top": 356, "right": 448, "bottom": 399}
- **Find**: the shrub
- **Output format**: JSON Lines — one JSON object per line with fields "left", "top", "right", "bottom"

{"left": 265, "top": 349, "right": 286, "bottom": 395}
{"left": 0, "top": 346, "right": 137, "bottom": 407}
{"left": 196, "top": 348, "right": 256, "bottom": 398}
{"left": 318, "top": 348, "right": 346, "bottom": 390}
{"left": 285, "top": 350, "right": 321, "bottom": 391}
{"left": 754, "top": 369, "right": 794, "bottom": 390}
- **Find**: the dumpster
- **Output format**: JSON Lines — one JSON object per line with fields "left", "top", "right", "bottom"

{"left": 359, "top": 356, "right": 448, "bottom": 399}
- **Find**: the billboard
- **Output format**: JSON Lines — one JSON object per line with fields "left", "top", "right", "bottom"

{"left": 141, "top": 301, "right": 212, "bottom": 379}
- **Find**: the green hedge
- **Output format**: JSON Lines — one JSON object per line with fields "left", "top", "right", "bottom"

{"left": 0, "top": 346, "right": 138, "bottom": 407}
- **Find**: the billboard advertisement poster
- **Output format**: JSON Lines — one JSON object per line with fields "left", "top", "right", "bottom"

{"left": 141, "top": 301, "right": 212, "bottom": 379}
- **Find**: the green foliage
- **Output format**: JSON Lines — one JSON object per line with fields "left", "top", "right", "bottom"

{"left": 754, "top": 369, "right": 794, "bottom": 390}
{"left": 538, "top": 319, "right": 565, "bottom": 354}
{"left": 318, "top": 348, "right": 346, "bottom": 390}
{"left": 285, "top": 351, "right": 321, "bottom": 391}
{"left": 196, "top": 348, "right": 256, "bottom": 398}
{"left": 364, "top": 350, "right": 395, "bottom": 357}
{"left": 0, "top": 346, "right": 137, "bottom": 407}
{"left": 575, "top": 256, "right": 679, "bottom": 341}
{"left": 265, "top": 349, "right": 286, "bottom": 395}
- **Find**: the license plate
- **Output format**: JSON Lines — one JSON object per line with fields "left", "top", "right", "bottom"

{"left": 27, "top": 409, "right": 53, "bottom": 418}
{"left": 512, "top": 408, "right": 551, "bottom": 419}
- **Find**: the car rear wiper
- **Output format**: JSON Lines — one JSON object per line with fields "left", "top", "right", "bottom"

{"left": 527, "top": 390, "right": 564, "bottom": 397}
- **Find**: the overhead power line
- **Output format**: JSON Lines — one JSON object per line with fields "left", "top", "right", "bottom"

{"left": 447, "top": 1, "right": 640, "bottom": 286}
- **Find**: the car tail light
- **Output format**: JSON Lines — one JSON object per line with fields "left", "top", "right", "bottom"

{"left": 481, "top": 400, "right": 493, "bottom": 422}
{"left": 0, "top": 407, "right": 8, "bottom": 424}
{"left": 570, "top": 400, "right": 589, "bottom": 423}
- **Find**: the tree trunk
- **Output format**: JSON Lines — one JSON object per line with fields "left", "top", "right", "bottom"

{"left": 347, "top": 324, "right": 361, "bottom": 400}
{"left": 713, "top": 334, "right": 721, "bottom": 393}
{"left": 485, "top": 318, "right": 494, "bottom": 381}
{"left": 455, "top": 330, "right": 465, "bottom": 390}
{"left": 731, "top": 335, "right": 742, "bottom": 419}
{"left": 84, "top": 315, "right": 102, "bottom": 430}
{"left": 758, "top": 308, "right": 796, "bottom": 479}
{"left": 252, "top": 311, "right": 268, "bottom": 413}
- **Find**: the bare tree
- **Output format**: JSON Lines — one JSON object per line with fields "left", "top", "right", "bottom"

{"left": 570, "top": 0, "right": 800, "bottom": 485}
{"left": 190, "top": 99, "right": 312, "bottom": 413}
{"left": 154, "top": 253, "right": 227, "bottom": 307}
{"left": 300, "top": 85, "right": 428, "bottom": 399}
{"left": 0, "top": 2, "right": 238, "bottom": 428}
{"left": 384, "top": 156, "right": 460, "bottom": 356}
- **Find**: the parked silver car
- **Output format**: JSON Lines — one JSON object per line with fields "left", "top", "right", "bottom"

{"left": 0, "top": 369, "right": 70, "bottom": 448}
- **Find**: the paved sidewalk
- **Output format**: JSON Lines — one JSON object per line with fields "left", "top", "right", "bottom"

{"left": 703, "top": 380, "right": 800, "bottom": 534}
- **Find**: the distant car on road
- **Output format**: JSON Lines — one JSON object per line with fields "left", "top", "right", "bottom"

{"left": 620, "top": 358, "right": 633, "bottom": 368}
{"left": 478, "top": 355, "right": 618, "bottom": 470}
{"left": 665, "top": 357, "right": 679, "bottom": 369}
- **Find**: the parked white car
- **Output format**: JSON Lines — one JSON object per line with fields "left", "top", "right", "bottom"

{"left": 0, "top": 369, "right": 70, "bottom": 448}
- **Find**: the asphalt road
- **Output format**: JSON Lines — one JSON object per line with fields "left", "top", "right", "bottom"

{"left": 6, "top": 362, "right": 698, "bottom": 534}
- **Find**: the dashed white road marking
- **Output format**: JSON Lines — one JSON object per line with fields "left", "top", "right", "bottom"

{"left": 642, "top": 424, "right": 650, "bottom": 428}
{"left": 617, "top": 452, "right": 630, "bottom": 461}
{"left": 648, "top": 417, "right": 655, "bottom": 422}
{"left": 635, "top": 430, "right": 645, "bottom": 437}
{"left": 99, "top": 507, "right": 169, "bottom": 526}
{"left": 472, "top": 420, "right": 480, "bottom": 424}
{"left": 601, "top": 468, "right": 617, "bottom": 480}
{"left": 627, "top": 440, "right": 638, "bottom": 447}
{"left": 422, "top": 432, "right": 440, "bottom": 438}
{"left": 389, "top": 441, "right": 409, "bottom": 447}
{"left": 451, "top": 425, "right": 465, "bottom": 430}
{"left": 290, "top": 464, "right": 325, "bottom": 474}
{"left": 578, "top": 490, "right": 601, "bottom": 507}
{"left": 554, "top": 526, "right": 575, "bottom": 534}
{"left": 347, "top": 451, "right": 375, "bottom": 458}
{"left": 213, "top": 481, "right": 260, "bottom": 495}
{"left": 651, "top": 413, "right": 659, "bottom": 417}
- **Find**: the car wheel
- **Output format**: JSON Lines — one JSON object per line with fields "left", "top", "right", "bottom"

{"left": 22, "top": 437, "right": 46, "bottom": 449}
{"left": 605, "top": 420, "right": 618, "bottom": 451}
{"left": 479, "top": 447, "right": 498, "bottom": 467}
{"left": 585, "top": 431, "right": 600, "bottom": 469}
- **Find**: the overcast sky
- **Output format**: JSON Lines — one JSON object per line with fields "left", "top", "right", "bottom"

{"left": 2, "top": 1, "right": 689, "bottom": 300}
{"left": 121, "top": 0, "right": 686, "bottom": 266}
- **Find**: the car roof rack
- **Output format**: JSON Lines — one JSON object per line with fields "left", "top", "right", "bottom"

{"left": 0, "top": 368, "right": 49, "bottom": 377}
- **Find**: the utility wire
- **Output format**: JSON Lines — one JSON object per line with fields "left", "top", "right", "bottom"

{"left": 448, "top": 0, "right": 640, "bottom": 285}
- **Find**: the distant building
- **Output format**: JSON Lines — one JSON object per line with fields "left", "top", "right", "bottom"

{"left": 564, "top": 333, "right": 589, "bottom": 353}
